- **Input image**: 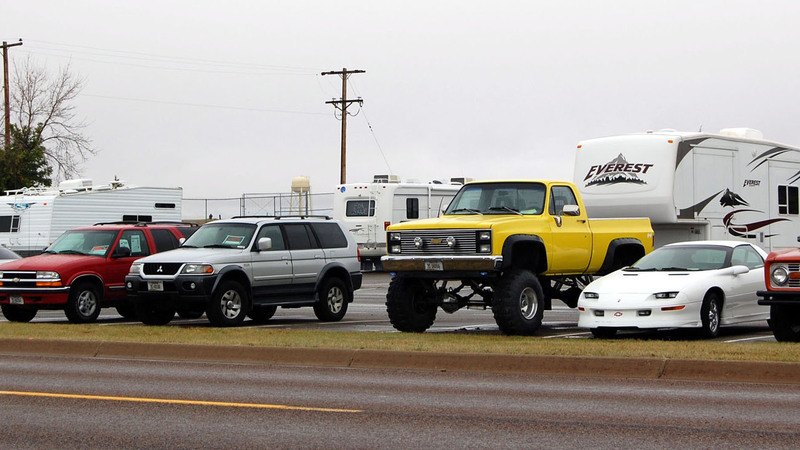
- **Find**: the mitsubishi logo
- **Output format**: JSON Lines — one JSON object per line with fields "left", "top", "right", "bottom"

{"left": 157, "top": 265, "right": 163, "bottom": 273}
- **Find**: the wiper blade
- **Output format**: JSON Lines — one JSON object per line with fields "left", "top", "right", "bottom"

{"left": 203, "top": 244, "right": 232, "bottom": 248}
{"left": 488, "top": 206, "right": 522, "bottom": 215}
{"left": 659, "top": 267, "right": 689, "bottom": 271}
{"left": 450, "top": 208, "right": 482, "bottom": 215}
{"left": 623, "top": 266, "right": 657, "bottom": 272}
{"left": 57, "top": 250, "right": 86, "bottom": 255}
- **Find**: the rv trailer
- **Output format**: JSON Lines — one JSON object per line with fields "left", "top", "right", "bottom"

{"left": 0, "top": 179, "right": 182, "bottom": 255}
{"left": 333, "top": 175, "right": 467, "bottom": 270}
{"left": 574, "top": 128, "right": 800, "bottom": 251}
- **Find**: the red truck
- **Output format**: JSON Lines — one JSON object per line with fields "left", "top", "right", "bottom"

{"left": 0, "top": 222, "right": 197, "bottom": 323}
{"left": 757, "top": 247, "right": 800, "bottom": 341}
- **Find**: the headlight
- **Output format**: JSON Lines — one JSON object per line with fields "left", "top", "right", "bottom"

{"left": 181, "top": 264, "right": 213, "bottom": 275}
{"left": 36, "top": 271, "right": 60, "bottom": 280}
{"left": 128, "top": 263, "right": 142, "bottom": 275}
{"left": 388, "top": 232, "right": 402, "bottom": 254}
{"left": 771, "top": 265, "right": 789, "bottom": 286}
{"left": 654, "top": 292, "right": 679, "bottom": 299}
{"left": 476, "top": 230, "right": 491, "bottom": 253}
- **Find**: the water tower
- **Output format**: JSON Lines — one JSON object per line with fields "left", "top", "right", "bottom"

{"left": 289, "top": 176, "right": 312, "bottom": 215}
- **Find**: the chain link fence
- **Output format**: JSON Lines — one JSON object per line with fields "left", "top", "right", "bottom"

{"left": 182, "top": 192, "right": 334, "bottom": 221}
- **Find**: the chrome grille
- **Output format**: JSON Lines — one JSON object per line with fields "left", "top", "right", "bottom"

{"left": 397, "top": 229, "right": 478, "bottom": 255}
{"left": 788, "top": 263, "right": 800, "bottom": 288}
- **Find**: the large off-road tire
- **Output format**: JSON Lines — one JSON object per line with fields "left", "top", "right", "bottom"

{"left": 386, "top": 277, "right": 437, "bottom": 332}
{"left": 313, "top": 278, "right": 349, "bottom": 322}
{"left": 206, "top": 280, "right": 249, "bottom": 327}
{"left": 769, "top": 304, "right": 800, "bottom": 342}
{"left": 135, "top": 298, "right": 176, "bottom": 325}
{"left": 1, "top": 304, "right": 37, "bottom": 322}
{"left": 700, "top": 291, "right": 722, "bottom": 339}
{"left": 590, "top": 327, "right": 617, "bottom": 339}
{"left": 248, "top": 305, "right": 278, "bottom": 324}
{"left": 64, "top": 282, "right": 101, "bottom": 324}
{"left": 492, "top": 270, "right": 545, "bottom": 336}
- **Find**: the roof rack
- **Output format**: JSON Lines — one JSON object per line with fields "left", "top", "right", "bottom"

{"left": 229, "top": 215, "right": 332, "bottom": 220}
{"left": 93, "top": 221, "right": 200, "bottom": 227}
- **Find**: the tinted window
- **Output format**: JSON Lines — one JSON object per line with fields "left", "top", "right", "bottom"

{"left": 151, "top": 229, "right": 179, "bottom": 252}
{"left": 183, "top": 223, "right": 256, "bottom": 249}
{"left": 549, "top": 186, "right": 579, "bottom": 216}
{"left": 310, "top": 223, "right": 348, "bottom": 248}
{"left": 406, "top": 198, "right": 419, "bottom": 219}
{"left": 255, "top": 224, "right": 286, "bottom": 250}
{"left": 118, "top": 230, "right": 150, "bottom": 257}
{"left": 284, "top": 224, "right": 318, "bottom": 250}
{"left": 731, "top": 245, "right": 764, "bottom": 270}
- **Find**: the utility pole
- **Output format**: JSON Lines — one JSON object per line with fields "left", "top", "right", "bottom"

{"left": 2, "top": 39, "right": 23, "bottom": 150}
{"left": 321, "top": 68, "right": 365, "bottom": 184}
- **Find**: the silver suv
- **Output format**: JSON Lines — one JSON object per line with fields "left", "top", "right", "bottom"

{"left": 125, "top": 216, "right": 362, "bottom": 326}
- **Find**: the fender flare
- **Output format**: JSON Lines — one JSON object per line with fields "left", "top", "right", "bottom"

{"left": 501, "top": 235, "right": 547, "bottom": 273}
{"left": 596, "top": 238, "right": 646, "bottom": 275}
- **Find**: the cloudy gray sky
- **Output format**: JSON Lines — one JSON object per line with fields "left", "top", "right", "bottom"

{"left": 6, "top": 1, "right": 800, "bottom": 200}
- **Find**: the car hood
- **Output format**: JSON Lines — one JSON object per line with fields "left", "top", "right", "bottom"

{"left": 133, "top": 247, "right": 248, "bottom": 264}
{"left": 584, "top": 270, "right": 714, "bottom": 294}
{"left": 0, "top": 253, "right": 103, "bottom": 271}
{"left": 387, "top": 214, "right": 544, "bottom": 230}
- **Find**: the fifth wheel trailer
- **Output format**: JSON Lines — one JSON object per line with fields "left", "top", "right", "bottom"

{"left": 573, "top": 128, "right": 800, "bottom": 251}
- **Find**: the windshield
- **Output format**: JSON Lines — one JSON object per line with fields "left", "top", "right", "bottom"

{"left": 625, "top": 245, "right": 731, "bottom": 271}
{"left": 46, "top": 230, "right": 120, "bottom": 256}
{"left": 444, "top": 182, "right": 546, "bottom": 215}
{"left": 182, "top": 223, "right": 256, "bottom": 249}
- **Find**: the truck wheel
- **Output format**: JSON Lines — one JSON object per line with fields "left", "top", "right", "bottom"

{"left": 386, "top": 277, "right": 437, "bottom": 332}
{"left": 1, "top": 304, "right": 37, "bottom": 322}
{"left": 313, "top": 278, "right": 349, "bottom": 322}
{"left": 64, "top": 282, "right": 101, "bottom": 323}
{"left": 115, "top": 303, "right": 136, "bottom": 320}
{"left": 492, "top": 270, "right": 545, "bottom": 336}
{"left": 769, "top": 305, "right": 800, "bottom": 342}
{"left": 700, "top": 291, "right": 722, "bottom": 338}
{"left": 207, "top": 280, "right": 249, "bottom": 327}
{"left": 135, "top": 299, "right": 176, "bottom": 325}
{"left": 248, "top": 305, "right": 278, "bottom": 324}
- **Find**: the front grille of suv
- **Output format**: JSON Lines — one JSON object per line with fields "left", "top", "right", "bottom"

{"left": 143, "top": 263, "right": 183, "bottom": 276}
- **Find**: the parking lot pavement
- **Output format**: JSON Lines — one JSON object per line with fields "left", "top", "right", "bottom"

{"left": 1, "top": 272, "right": 775, "bottom": 342}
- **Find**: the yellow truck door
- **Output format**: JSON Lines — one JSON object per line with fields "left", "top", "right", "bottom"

{"left": 547, "top": 184, "right": 592, "bottom": 273}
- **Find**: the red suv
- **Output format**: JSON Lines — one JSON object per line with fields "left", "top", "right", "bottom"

{"left": 0, "top": 222, "right": 197, "bottom": 323}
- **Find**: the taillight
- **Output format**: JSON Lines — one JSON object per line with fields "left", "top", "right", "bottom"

{"left": 384, "top": 221, "right": 391, "bottom": 230}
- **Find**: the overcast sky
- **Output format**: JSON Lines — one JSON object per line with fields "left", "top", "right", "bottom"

{"left": 6, "top": 1, "right": 800, "bottom": 201}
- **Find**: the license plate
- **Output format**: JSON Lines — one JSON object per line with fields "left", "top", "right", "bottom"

{"left": 147, "top": 281, "right": 164, "bottom": 292}
{"left": 424, "top": 261, "right": 444, "bottom": 271}
{"left": 10, "top": 295, "right": 23, "bottom": 305}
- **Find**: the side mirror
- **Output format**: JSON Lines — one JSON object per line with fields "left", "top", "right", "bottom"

{"left": 728, "top": 265, "right": 750, "bottom": 275}
{"left": 257, "top": 237, "right": 273, "bottom": 251}
{"left": 562, "top": 204, "right": 580, "bottom": 216}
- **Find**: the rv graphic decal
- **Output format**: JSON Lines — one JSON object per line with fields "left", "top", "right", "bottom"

{"left": 583, "top": 153, "right": 653, "bottom": 186}
{"left": 749, "top": 146, "right": 800, "bottom": 184}
{"left": 7, "top": 202, "right": 35, "bottom": 212}
{"left": 723, "top": 209, "right": 788, "bottom": 239}
{"left": 720, "top": 188, "right": 748, "bottom": 207}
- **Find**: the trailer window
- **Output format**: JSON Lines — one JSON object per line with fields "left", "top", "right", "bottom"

{"left": 0, "top": 215, "right": 20, "bottom": 232}
{"left": 406, "top": 198, "right": 419, "bottom": 219}
{"left": 346, "top": 200, "right": 375, "bottom": 217}
{"left": 778, "top": 185, "right": 799, "bottom": 215}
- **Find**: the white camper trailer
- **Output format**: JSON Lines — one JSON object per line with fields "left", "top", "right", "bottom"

{"left": 573, "top": 128, "right": 800, "bottom": 251}
{"left": 333, "top": 175, "right": 466, "bottom": 270}
{"left": 0, "top": 179, "right": 183, "bottom": 255}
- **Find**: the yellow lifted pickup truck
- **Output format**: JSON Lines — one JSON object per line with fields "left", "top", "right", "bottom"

{"left": 381, "top": 180, "right": 654, "bottom": 335}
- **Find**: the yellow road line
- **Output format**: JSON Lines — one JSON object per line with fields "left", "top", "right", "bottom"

{"left": 0, "top": 390, "right": 361, "bottom": 413}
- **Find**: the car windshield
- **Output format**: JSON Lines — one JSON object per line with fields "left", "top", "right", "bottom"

{"left": 45, "top": 230, "right": 120, "bottom": 257}
{"left": 625, "top": 245, "right": 731, "bottom": 272}
{"left": 444, "top": 182, "right": 546, "bottom": 215}
{"left": 182, "top": 223, "right": 256, "bottom": 249}
{"left": 0, "top": 247, "right": 20, "bottom": 260}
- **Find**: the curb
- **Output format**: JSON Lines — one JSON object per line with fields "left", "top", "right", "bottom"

{"left": 1, "top": 338, "right": 799, "bottom": 384}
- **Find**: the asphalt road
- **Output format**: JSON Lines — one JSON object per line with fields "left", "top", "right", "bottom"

{"left": 2, "top": 353, "right": 798, "bottom": 449}
{"left": 8, "top": 272, "right": 776, "bottom": 343}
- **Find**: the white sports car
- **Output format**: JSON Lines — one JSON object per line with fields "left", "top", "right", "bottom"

{"left": 577, "top": 241, "right": 769, "bottom": 338}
